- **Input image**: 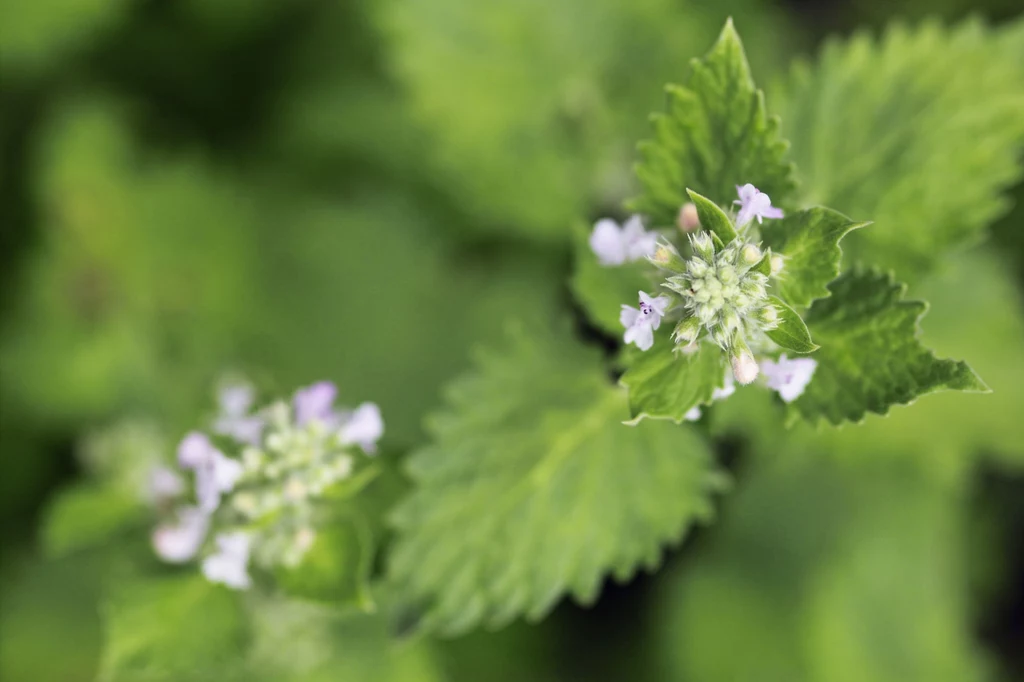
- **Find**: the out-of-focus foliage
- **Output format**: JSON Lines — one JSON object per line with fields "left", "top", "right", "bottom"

{"left": 379, "top": 0, "right": 797, "bottom": 240}
{"left": 776, "top": 18, "right": 1024, "bottom": 280}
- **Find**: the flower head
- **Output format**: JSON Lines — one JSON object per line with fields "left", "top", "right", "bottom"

{"left": 761, "top": 354, "right": 817, "bottom": 402}
{"left": 201, "top": 532, "right": 252, "bottom": 590}
{"left": 589, "top": 216, "right": 657, "bottom": 266}
{"left": 621, "top": 291, "right": 671, "bottom": 351}
{"left": 734, "top": 184, "right": 783, "bottom": 228}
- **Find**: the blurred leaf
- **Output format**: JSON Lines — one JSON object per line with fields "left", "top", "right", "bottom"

{"left": 100, "top": 574, "right": 248, "bottom": 681}
{"left": 793, "top": 268, "right": 987, "bottom": 425}
{"left": 631, "top": 20, "right": 797, "bottom": 226}
{"left": 761, "top": 208, "right": 868, "bottom": 308}
{"left": 654, "top": 456, "right": 989, "bottom": 682}
{"left": 274, "top": 518, "right": 374, "bottom": 610}
{"left": 41, "top": 483, "right": 143, "bottom": 558}
{"left": 620, "top": 330, "right": 728, "bottom": 424}
{"left": 379, "top": 0, "right": 796, "bottom": 240}
{"left": 776, "top": 19, "right": 1024, "bottom": 279}
{"left": 389, "top": 324, "right": 724, "bottom": 635}
{"left": 0, "top": 0, "right": 129, "bottom": 68}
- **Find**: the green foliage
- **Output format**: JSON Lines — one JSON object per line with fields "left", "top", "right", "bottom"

{"left": 0, "top": 0, "right": 130, "bottom": 68}
{"left": 569, "top": 222, "right": 653, "bottom": 335}
{"left": 389, "top": 324, "right": 725, "bottom": 635}
{"left": 100, "top": 574, "right": 249, "bottom": 681}
{"left": 631, "top": 19, "right": 797, "bottom": 226}
{"left": 619, "top": 330, "right": 728, "bottom": 423}
{"left": 761, "top": 208, "right": 868, "bottom": 307}
{"left": 274, "top": 518, "right": 375, "bottom": 610}
{"left": 763, "top": 296, "right": 817, "bottom": 353}
{"left": 379, "top": 0, "right": 795, "bottom": 239}
{"left": 686, "top": 189, "right": 737, "bottom": 242}
{"left": 792, "top": 268, "right": 988, "bottom": 425}
{"left": 41, "top": 483, "right": 143, "bottom": 558}
{"left": 776, "top": 19, "right": 1024, "bottom": 279}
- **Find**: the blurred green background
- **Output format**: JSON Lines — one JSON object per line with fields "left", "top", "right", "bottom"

{"left": 1, "top": 0, "right": 1022, "bottom": 680}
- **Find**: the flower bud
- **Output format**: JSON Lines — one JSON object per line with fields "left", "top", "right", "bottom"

{"left": 690, "top": 232, "right": 715, "bottom": 260}
{"left": 649, "top": 242, "right": 688, "bottom": 272}
{"left": 770, "top": 254, "right": 785, "bottom": 276}
{"left": 730, "top": 343, "right": 759, "bottom": 385}
{"left": 741, "top": 244, "right": 762, "bottom": 265}
{"left": 677, "top": 202, "right": 700, "bottom": 233}
{"left": 673, "top": 316, "right": 701, "bottom": 345}
{"left": 757, "top": 305, "right": 778, "bottom": 325}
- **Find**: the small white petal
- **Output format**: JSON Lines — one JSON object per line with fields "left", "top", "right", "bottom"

{"left": 201, "top": 532, "right": 252, "bottom": 590}
{"left": 620, "top": 305, "right": 641, "bottom": 329}
{"left": 632, "top": 324, "right": 655, "bottom": 351}
{"left": 218, "top": 382, "right": 254, "bottom": 418}
{"left": 711, "top": 372, "right": 736, "bottom": 401}
{"left": 683, "top": 406, "right": 702, "bottom": 422}
{"left": 177, "top": 432, "right": 213, "bottom": 470}
{"left": 761, "top": 355, "right": 817, "bottom": 402}
{"left": 339, "top": 402, "right": 384, "bottom": 454}
{"left": 147, "top": 465, "right": 185, "bottom": 503}
{"left": 650, "top": 295, "right": 672, "bottom": 316}
{"left": 152, "top": 506, "right": 208, "bottom": 563}
{"left": 589, "top": 219, "right": 627, "bottom": 266}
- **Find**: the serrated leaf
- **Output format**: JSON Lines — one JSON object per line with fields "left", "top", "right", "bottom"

{"left": 275, "top": 518, "right": 375, "bottom": 611}
{"left": 569, "top": 223, "right": 654, "bottom": 335}
{"left": 764, "top": 296, "right": 817, "bottom": 354}
{"left": 775, "top": 19, "right": 1024, "bottom": 279}
{"left": 388, "top": 325, "right": 723, "bottom": 635}
{"left": 619, "top": 330, "right": 728, "bottom": 424}
{"left": 686, "top": 189, "right": 736, "bottom": 242}
{"left": 41, "top": 483, "right": 143, "bottom": 558}
{"left": 792, "top": 269, "right": 988, "bottom": 426}
{"left": 100, "top": 574, "right": 248, "bottom": 681}
{"left": 631, "top": 19, "right": 796, "bottom": 227}
{"left": 761, "top": 208, "right": 867, "bottom": 308}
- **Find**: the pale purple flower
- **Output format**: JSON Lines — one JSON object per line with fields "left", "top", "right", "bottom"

{"left": 294, "top": 381, "right": 340, "bottom": 428}
{"left": 589, "top": 216, "right": 657, "bottom": 266}
{"left": 761, "top": 354, "right": 817, "bottom": 402}
{"left": 201, "top": 532, "right": 252, "bottom": 590}
{"left": 339, "top": 402, "right": 384, "bottom": 454}
{"left": 213, "top": 381, "right": 264, "bottom": 446}
{"left": 734, "top": 183, "right": 783, "bottom": 228}
{"left": 146, "top": 465, "right": 185, "bottom": 504}
{"left": 177, "top": 432, "right": 243, "bottom": 512}
{"left": 152, "top": 506, "right": 209, "bottom": 563}
{"left": 620, "top": 291, "right": 671, "bottom": 351}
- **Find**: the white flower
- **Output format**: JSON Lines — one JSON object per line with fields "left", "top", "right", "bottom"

{"left": 731, "top": 348, "right": 760, "bottom": 385}
{"left": 734, "top": 183, "right": 783, "bottom": 228}
{"left": 178, "top": 432, "right": 243, "bottom": 512}
{"left": 620, "top": 291, "right": 671, "bottom": 351}
{"left": 761, "top": 354, "right": 817, "bottom": 402}
{"left": 146, "top": 465, "right": 185, "bottom": 504}
{"left": 589, "top": 216, "right": 657, "bottom": 266}
{"left": 152, "top": 506, "right": 209, "bottom": 563}
{"left": 201, "top": 532, "right": 252, "bottom": 590}
{"left": 213, "top": 381, "right": 264, "bottom": 446}
{"left": 339, "top": 402, "right": 384, "bottom": 454}
{"left": 683, "top": 406, "right": 702, "bottom": 422}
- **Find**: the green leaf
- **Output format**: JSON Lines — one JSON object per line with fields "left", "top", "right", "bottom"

{"left": 388, "top": 325, "right": 724, "bottom": 635}
{"left": 631, "top": 19, "right": 796, "bottom": 227}
{"left": 100, "top": 574, "right": 248, "bottom": 681}
{"left": 275, "top": 518, "right": 375, "bottom": 611}
{"left": 569, "top": 222, "right": 653, "bottom": 335}
{"left": 620, "top": 330, "right": 728, "bottom": 424}
{"left": 764, "top": 296, "right": 818, "bottom": 354}
{"left": 41, "top": 483, "right": 143, "bottom": 558}
{"left": 686, "top": 189, "right": 736, "bottom": 242}
{"left": 792, "top": 269, "right": 988, "bottom": 426}
{"left": 761, "top": 208, "right": 867, "bottom": 308}
{"left": 775, "top": 19, "right": 1024, "bottom": 279}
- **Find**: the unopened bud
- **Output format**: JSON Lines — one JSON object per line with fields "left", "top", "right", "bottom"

{"left": 730, "top": 345, "right": 759, "bottom": 385}
{"left": 758, "top": 305, "right": 778, "bottom": 325}
{"left": 649, "top": 242, "right": 687, "bottom": 272}
{"left": 770, "top": 254, "right": 785, "bottom": 276}
{"left": 673, "top": 316, "right": 701, "bottom": 345}
{"left": 741, "top": 244, "right": 762, "bottom": 265}
{"left": 678, "top": 202, "right": 700, "bottom": 233}
{"left": 690, "top": 232, "right": 715, "bottom": 260}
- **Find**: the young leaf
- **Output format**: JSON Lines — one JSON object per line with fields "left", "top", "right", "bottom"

{"left": 41, "top": 483, "right": 143, "bottom": 558}
{"left": 761, "top": 208, "right": 868, "bottom": 308}
{"left": 99, "top": 575, "right": 248, "bottom": 681}
{"left": 569, "top": 223, "right": 654, "bottom": 335}
{"left": 686, "top": 189, "right": 736, "bottom": 243}
{"left": 631, "top": 19, "right": 797, "bottom": 227}
{"left": 775, "top": 19, "right": 1024, "bottom": 279}
{"left": 619, "top": 330, "right": 728, "bottom": 424}
{"left": 764, "top": 296, "right": 818, "bottom": 354}
{"left": 791, "top": 269, "right": 988, "bottom": 425}
{"left": 388, "top": 325, "right": 724, "bottom": 635}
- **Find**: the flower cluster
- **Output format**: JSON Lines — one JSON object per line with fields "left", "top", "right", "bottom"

{"left": 590, "top": 183, "right": 817, "bottom": 404}
{"left": 151, "top": 380, "right": 383, "bottom": 589}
